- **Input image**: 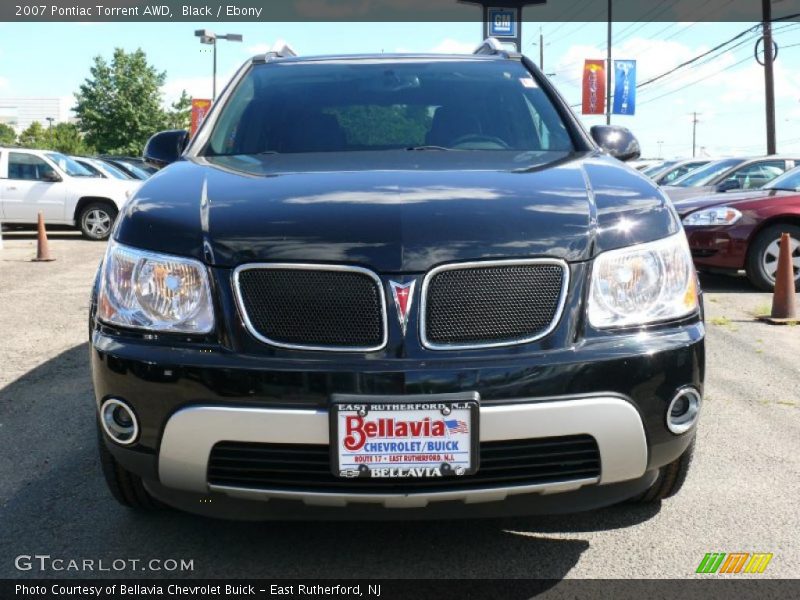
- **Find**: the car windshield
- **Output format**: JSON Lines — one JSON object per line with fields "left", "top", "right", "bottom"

{"left": 204, "top": 58, "right": 575, "bottom": 156}
{"left": 46, "top": 152, "right": 94, "bottom": 177}
{"left": 671, "top": 158, "right": 741, "bottom": 187}
{"left": 115, "top": 160, "right": 151, "bottom": 179}
{"left": 764, "top": 166, "right": 800, "bottom": 191}
{"left": 643, "top": 161, "right": 675, "bottom": 176}
{"left": 97, "top": 160, "right": 133, "bottom": 180}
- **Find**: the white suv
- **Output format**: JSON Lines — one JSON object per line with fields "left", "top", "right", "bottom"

{"left": 0, "top": 148, "right": 140, "bottom": 240}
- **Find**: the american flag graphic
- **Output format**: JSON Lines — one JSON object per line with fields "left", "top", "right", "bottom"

{"left": 445, "top": 419, "right": 469, "bottom": 434}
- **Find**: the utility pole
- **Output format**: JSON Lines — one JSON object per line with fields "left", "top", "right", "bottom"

{"left": 539, "top": 27, "right": 544, "bottom": 69}
{"left": 657, "top": 140, "right": 664, "bottom": 158}
{"left": 690, "top": 112, "right": 701, "bottom": 158}
{"left": 606, "top": 0, "right": 612, "bottom": 125}
{"left": 762, "top": 0, "right": 777, "bottom": 155}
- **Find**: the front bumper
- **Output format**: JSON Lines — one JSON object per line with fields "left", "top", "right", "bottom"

{"left": 92, "top": 318, "right": 703, "bottom": 515}
{"left": 685, "top": 225, "right": 751, "bottom": 271}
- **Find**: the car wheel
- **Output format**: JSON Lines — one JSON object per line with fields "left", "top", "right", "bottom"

{"left": 746, "top": 224, "right": 800, "bottom": 291}
{"left": 97, "top": 423, "right": 164, "bottom": 510}
{"left": 631, "top": 438, "right": 695, "bottom": 503}
{"left": 79, "top": 202, "right": 118, "bottom": 241}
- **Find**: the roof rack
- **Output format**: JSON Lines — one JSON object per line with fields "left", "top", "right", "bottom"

{"left": 473, "top": 37, "right": 520, "bottom": 59}
{"left": 256, "top": 41, "right": 298, "bottom": 62}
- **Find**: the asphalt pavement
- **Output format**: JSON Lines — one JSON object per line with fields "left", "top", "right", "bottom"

{"left": 1, "top": 232, "right": 798, "bottom": 580}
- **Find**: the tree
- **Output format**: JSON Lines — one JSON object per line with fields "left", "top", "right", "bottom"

{"left": 74, "top": 48, "right": 167, "bottom": 155}
{"left": 0, "top": 123, "right": 16, "bottom": 145}
{"left": 17, "top": 121, "right": 48, "bottom": 148}
{"left": 50, "top": 122, "right": 94, "bottom": 155}
{"left": 166, "top": 90, "right": 192, "bottom": 130}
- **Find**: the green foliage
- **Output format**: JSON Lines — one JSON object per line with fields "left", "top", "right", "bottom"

{"left": 16, "top": 121, "right": 93, "bottom": 154}
{"left": 0, "top": 123, "right": 16, "bottom": 145}
{"left": 325, "top": 105, "right": 432, "bottom": 147}
{"left": 74, "top": 48, "right": 168, "bottom": 155}
{"left": 165, "top": 90, "right": 192, "bottom": 130}
{"left": 17, "top": 121, "right": 48, "bottom": 148}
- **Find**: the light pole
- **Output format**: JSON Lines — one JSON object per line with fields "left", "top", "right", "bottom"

{"left": 45, "top": 117, "right": 54, "bottom": 145}
{"left": 657, "top": 140, "right": 664, "bottom": 158}
{"left": 194, "top": 30, "right": 243, "bottom": 102}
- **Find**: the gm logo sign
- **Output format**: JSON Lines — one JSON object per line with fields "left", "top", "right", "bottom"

{"left": 488, "top": 8, "right": 517, "bottom": 38}
{"left": 696, "top": 552, "right": 773, "bottom": 574}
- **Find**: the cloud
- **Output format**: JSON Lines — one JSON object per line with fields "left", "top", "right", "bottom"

{"left": 0, "top": 76, "right": 8, "bottom": 91}
{"left": 247, "top": 43, "right": 271, "bottom": 55}
{"left": 429, "top": 39, "right": 476, "bottom": 55}
{"left": 162, "top": 70, "right": 240, "bottom": 104}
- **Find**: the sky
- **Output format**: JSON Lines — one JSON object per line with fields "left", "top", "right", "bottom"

{"left": 0, "top": 20, "right": 799, "bottom": 158}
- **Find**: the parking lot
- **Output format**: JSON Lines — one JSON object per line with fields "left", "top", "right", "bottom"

{"left": 1, "top": 232, "right": 798, "bottom": 580}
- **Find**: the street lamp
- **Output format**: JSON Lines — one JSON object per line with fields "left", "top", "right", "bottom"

{"left": 194, "top": 29, "right": 243, "bottom": 102}
{"left": 45, "top": 117, "right": 54, "bottom": 145}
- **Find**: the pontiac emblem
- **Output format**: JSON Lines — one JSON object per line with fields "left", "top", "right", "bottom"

{"left": 389, "top": 281, "right": 416, "bottom": 335}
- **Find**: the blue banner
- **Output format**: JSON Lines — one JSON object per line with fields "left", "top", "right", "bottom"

{"left": 612, "top": 60, "right": 636, "bottom": 115}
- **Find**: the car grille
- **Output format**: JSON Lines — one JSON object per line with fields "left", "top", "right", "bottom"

{"left": 422, "top": 260, "right": 568, "bottom": 348}
{"left": 234, "top": 266, "right": 386, "bottom": 350}
{"left": 207, "top": 435, "right": 600, "bottom": 493}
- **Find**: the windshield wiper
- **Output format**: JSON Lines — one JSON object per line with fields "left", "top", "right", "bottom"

{"left": 767, "top": 187, "right": 799, "bottom": 192}
{"left": 406, "top": 145, "right": 453, "bottom": 152}
{"left": 257, "top": 150, "right": 280, "bottom": 155}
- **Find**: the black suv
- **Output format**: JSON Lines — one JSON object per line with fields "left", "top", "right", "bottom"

{"left": 91, "top": 41, "right": 704, "bottom": 518}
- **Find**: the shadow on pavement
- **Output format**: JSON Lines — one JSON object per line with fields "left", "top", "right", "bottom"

{"left": 698, "top": 271, "right": 760, "bottom": 294}
{"left": 0, "top": 344, "right": 657, "bottom": 581}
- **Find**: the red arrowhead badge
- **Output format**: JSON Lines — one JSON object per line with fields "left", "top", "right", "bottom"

{"left": 389, "top": 281, "right": 416, "bottom": 336}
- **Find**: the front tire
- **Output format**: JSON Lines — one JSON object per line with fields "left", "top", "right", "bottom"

{"left": 632, "top": 439, "right": 695, "bottom": 503}
{"left": 78, "top": 202, "right": 117, "bottom": 241}
{"left": 746, "top": 224, "right": 800, "bottom": 291}
{"left": 97, "top": 424, "right": 164, "bottom": 510}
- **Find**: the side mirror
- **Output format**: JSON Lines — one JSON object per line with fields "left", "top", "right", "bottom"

{"left": 42, "top": 171, "right": 62, "bottom": 183}
{"left": 143, "top": 129, "right": 190, "bottom": 169}
{"left": 590, "top": 125, "right": 641, "bottom": 162}
{"left": 716, "top": 179, "right": 740, "bottom": 192}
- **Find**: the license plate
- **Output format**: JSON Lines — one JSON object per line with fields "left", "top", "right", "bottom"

{"left": 331, "top": 393, "right": 479, "bottom": 479}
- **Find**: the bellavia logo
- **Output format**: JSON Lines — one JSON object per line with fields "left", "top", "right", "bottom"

{"left": 696, "top": 552, "right": 773, "bottom": 574}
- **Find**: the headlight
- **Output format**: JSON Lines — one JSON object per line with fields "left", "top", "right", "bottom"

{"left": 682, "top": 206, "right": 742, "bottom": 226}
{"left": 588, "top": 232, "right": 698, "bottom": 328}
{"left": 97, "top": 240, "right": 214, "bottom": 333}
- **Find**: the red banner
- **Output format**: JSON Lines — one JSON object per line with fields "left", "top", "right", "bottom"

{"left": 190, "top": 99, "right": 212, "bottom": 136}
{"left": 582, "top": 60, "right": 606, "bottom": 115}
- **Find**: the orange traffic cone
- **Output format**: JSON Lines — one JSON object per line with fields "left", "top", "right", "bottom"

{"left": 32, "top": 211, "right": 55, "bottom": 262}
{"left": 760, "top": 232, "right": 796, "bottom": 323}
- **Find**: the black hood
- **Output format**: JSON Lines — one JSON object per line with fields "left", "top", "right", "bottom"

{"left": 115, "top": 151, "right": 679, "bottom": 272}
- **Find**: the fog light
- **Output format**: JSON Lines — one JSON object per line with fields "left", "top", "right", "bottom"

{"left": 666, "top": 388, "right": 701, "bottom": 434}
{"left": 100, "top": 398, "right": 139, "bottom": 445}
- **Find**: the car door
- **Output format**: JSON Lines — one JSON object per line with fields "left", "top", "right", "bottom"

{"left": 2, "top": 152, "right": 69, "bottom": 223}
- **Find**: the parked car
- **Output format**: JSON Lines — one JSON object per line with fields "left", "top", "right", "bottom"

{"left": 90, "top": 40, "right": 703, "bottom": 518}
{"left": 663, "top": 156, "right": 797, "bottom": 202}
{"left": 630, "top": 159, "right": 664, "bottom": 171}
{"left": 647, "top": 158, "right": 711, "bottom": 186}
{"left": 98, "top": 156, "right": 155, "bottom": 180}
{"left": 0, "top": 148, "right": 138, "bottom": 240}
{"left": 72, "top": 156, "right": 137, "bottom": 181}
{"left": 679, "top": 166, "right": 800, "bottom": 290}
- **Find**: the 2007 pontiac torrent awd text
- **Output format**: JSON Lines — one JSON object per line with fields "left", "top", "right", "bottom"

{"left": 90, "top": 40, "right": 704, "bottom": 519}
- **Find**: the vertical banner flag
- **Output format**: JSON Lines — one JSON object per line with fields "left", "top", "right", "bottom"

{"left": 582, "top": 60, "right": 606, "bottom": 115}
{"left": 190, "top": 99, "right": 212, "bottom": 136}
{"left": 613, "top": 60, "right": 637, "bottom": 115}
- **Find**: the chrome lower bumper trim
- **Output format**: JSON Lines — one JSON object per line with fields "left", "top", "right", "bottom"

{"left": 158, "top": 396, "right": 647, "bottom": 506}
{"left": 209, "top": 478, "right": 599, "bottom": 508}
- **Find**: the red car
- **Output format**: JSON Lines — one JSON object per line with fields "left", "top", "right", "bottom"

{"left": 675, "top": 166, "right": 800, "bottom": 290}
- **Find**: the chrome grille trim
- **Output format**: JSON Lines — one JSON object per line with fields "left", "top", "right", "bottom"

{"left": 232, "top": 263, "right": 388, "bottom": 352}
{"left": 419, "top": 258, "right": 570, "bottom": 350}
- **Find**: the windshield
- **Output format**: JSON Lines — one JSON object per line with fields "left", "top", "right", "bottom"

{"left": 115, "top": 160, "right": 151, "bottom": 179}
{"left": 764, "top": 166, "right": 800, "bottom": 191}
{"left": 96, "top": 160, "right": 133, "bottom": 180}
{"left": 46, "top": 152, "right": 94, "bottom": 177}
{"left": 643, "top": 160, "right": 676, "bottom": 176}
{"left": 205, "top": 59, "right": 574, "bottom": 156}
{"left": 671, "top": 158, "right": 741, "bottom": 187}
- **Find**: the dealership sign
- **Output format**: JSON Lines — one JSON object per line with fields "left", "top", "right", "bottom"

{"left": 581, "top": 60, "right": 606, "bottom": 115}
{"left": 190, "top": 99, "right": 212, "bottom": 136}
{"left": 613, "top": 60, "right": 637, "bottom": 115}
